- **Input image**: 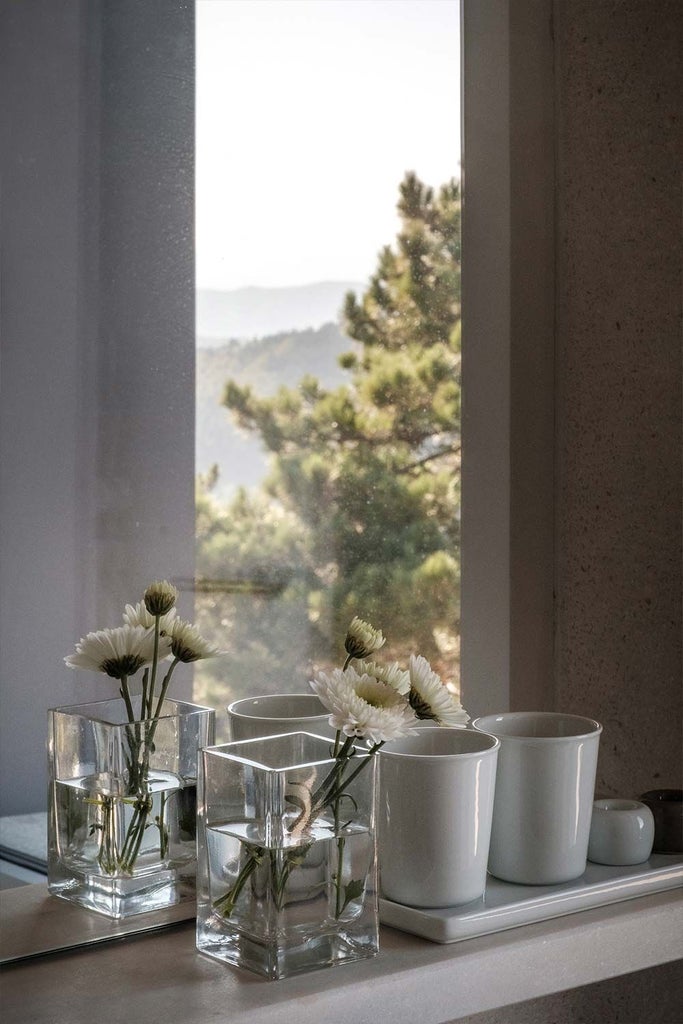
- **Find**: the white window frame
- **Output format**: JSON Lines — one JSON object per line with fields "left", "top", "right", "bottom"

{"left": 460, "top": 0, "right": 555, "bottom": 718}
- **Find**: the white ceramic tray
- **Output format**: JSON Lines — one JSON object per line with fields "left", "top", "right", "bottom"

{"left": 378, "top": 853, "right": 683, "bottom": 943}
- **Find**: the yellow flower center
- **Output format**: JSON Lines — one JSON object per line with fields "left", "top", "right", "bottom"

{"left": 356, "top": 678, "right": 397, "bottom": 709}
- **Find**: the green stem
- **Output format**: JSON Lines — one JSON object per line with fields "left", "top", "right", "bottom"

{"left": 343, "top": 654, "right": 353, "bottom": 671}
{"left": 152, "top": 658, "right": 178, "bottom": 721}
{"left": 119, "top": 793, "right": 153, "bottom": 872}
{"left": 325, "top": 741, "right": 382, "bottom": 805}
{"left": 308, "top": 735, "right": 355, "bottom": 809}
{"left": 119, "top": 675, "right": 136, "bottom": 724}
{"left": 214, "top": 850, "right": 262, "bottom": 917}
{"left": 117, "top": 660, "right": 179, "bottom": 873}
{"left": 214, "top": 736, "right": 378, "bottom": 917}
{"left": 325, "top": 742, "right": 382, "bottom": 919}
{"left": 119, "top": 676, "right": 142, "bottom": 789}
{"left": 270, "top": 850, "right": 289, "bottom": 911}
{"left": 156, "top": 794, "right": 169, "bottom": 859}
{"left": 96, "top": 640, "right": 182, "bottom": 876}
{"left": 147, "top": 615, "right": 161, "bottom": 717}
{"left": 96, "top": 796, "right": 117, "bottom": 873}
{"left": 130, "top": 658, "right": 180, "bottom": 804}
{"left": 333, "top": 773, "right": 344, "bottom": 918}
{"left": 140, "top": 667, "right": 150, "bottom": 722}
{"left": 335, "top": 836, "right": 346, "bottom": 918}
{"left": 286, "top": 734, "right": 364, "bottom": 843}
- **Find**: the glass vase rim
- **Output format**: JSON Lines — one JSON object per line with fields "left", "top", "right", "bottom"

{"left": 203, "top": 731, "right": 373, "bottom": 773}
{"left": 49, "top": 695, "right": 215, "bottom": 724}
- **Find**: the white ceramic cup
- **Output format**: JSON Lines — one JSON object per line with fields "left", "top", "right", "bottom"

{"left": 587, "top": 798, "right": 655, "bottom": 865}
{"left": 473, "top": 712, "right": 602, "bottom": 885}
{"left": 226, "top": 693, "right": 336, "bottom": 742}
{"left": 377, "top": 728, "right": 499, "bottom": 908}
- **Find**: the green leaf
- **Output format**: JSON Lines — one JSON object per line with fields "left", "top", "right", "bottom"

{"left": 198, "top": 170, "right": 462, "bottom": 689}
{"left": 342, "top": 878, "right": 365, "bottom": 912}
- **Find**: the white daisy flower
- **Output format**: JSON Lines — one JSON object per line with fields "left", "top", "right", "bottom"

{"left": 123, "top": 601, "right": 177, "bottom": 634}
{"left": 311, "top": 666, "right": 416, "bottom": 745}
{"left": 169, "top": 618, "right": 222, "bottom": 663}
{"left": 354, "top": 659, "right": 410, "bottom": 695}
{"left": 143, "top": 579, "right": 178, "bottom": 617}
{"left": 64, "top": 625, "right": 170, "bottom": 679}
{"left": 344, "top": 616, "right": 386, "bottom": 661}
{"left": 407, "top": 654, "right": 470, "bottom": 727}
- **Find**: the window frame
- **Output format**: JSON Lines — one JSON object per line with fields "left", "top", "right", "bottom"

{"left": 460, "top": 0, "right": 555, "bottom": 717}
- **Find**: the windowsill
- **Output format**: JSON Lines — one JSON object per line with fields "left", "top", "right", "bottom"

{"left": 1, "top": 883, "right": 680, "bottom": 1023}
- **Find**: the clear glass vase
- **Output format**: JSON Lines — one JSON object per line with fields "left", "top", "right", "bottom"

{"left": 48, "top": 697, "right": 215, "bottom": 918}
{"left": 196, "top": 732, "right": 379, "bottom": 980}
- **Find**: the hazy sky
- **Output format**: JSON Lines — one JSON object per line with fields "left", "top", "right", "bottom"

{"left": 196, "top": 0, "right": 461, "bottom": 292}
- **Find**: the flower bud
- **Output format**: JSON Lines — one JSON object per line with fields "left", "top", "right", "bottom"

{"left": 344, "top": 616, "right": 385, "bottom": 660}
{"left": 143, "top": 580, "right": 178, "bottom": 617}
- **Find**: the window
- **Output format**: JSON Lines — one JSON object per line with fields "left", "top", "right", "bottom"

{"left": 0, "top": 0, "right": 555, "bottom": 814}
{"left": 194, "top": 0, "right": 463, "bottom": 729}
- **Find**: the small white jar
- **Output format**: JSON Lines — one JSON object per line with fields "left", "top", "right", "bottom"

{"left": 587, "top": 799, "right": 655, "bottom": 866}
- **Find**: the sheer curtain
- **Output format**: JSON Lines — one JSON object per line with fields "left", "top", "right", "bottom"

{"left": 0, "top": 0, "right": 195, "bottom": 814}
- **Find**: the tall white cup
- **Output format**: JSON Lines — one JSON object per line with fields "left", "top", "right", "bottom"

{"left": 473, "top": 712, "right": 602, "bottom": 885}
{"left": 227, "top": 693, "right": 336, "bottom": 742}
{"left": 378, "top": 728, "right": 499, "bottom": 908}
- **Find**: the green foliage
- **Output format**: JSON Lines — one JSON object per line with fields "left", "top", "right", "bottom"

{"left": 194, "top": 483, "right": 316, "bottom": 715}
{"left": 196, "top": 172, "right": 462, "bottom": 706}
{"left": 196, "top": 323, "right": 356, "bottom": 501}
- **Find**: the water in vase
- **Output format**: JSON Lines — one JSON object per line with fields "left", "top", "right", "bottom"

{"left": 197, "top": 817, "right": 378, "bottom": 978}
{"left": 54, "top": 771, "right": 197, "bottom": 877}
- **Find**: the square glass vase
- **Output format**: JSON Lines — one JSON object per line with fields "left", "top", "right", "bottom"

{"left": 48, "top": 697, "right": 215, "bottom": 919}
{"left": 196, "top": 732, "right": 379, "bottom": 980}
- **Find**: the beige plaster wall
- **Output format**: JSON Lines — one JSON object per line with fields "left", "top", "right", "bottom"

{"left": 554, "top": 0, "right": 682, "bottom": 798}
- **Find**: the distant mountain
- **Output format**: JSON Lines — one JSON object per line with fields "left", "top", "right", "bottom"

{"left": 197, "top": 281, "right": 365, "bottom": 344}
{"left": 197, "top": 321, "right": 358, "bottom": 499}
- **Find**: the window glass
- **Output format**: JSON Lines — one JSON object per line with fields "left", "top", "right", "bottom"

{"left": 195, "top": 0, "right": 461, "bottom": 727}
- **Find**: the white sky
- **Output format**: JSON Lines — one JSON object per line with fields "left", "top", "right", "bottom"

{"left": 196, "top": 0, "right": 461, "bottom": 291}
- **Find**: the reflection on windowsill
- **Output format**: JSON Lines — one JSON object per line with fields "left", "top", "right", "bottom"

{"left": 0, "top": 860, "right": 46, "bottom": 889}
{"left": 0, "top": 812, "right": 48, "bottom": 878}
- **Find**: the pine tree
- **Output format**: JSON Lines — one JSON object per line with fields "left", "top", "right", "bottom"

{"left": 206, "top": 171, "right": 462, "bottom": 682}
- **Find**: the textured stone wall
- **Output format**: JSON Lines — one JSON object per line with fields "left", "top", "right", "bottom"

{"left": 455, "top": 959, "right": 683, "bottom": 1024}
{"left": 554, "top": 0, "right": 682, "bottom": 797}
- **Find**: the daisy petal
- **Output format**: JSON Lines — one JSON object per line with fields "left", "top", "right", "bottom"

{"left": 408, "top": 654, "right": 469, "bottom": 727}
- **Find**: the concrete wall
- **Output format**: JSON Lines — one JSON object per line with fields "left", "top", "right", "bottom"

{"left": 525, "top": 6, "right": 683, "bottom": 1017}
{"left": 463, "top": 7, "right": 682, "bottom": 1013}
{"left": 554, "top": 0, "right": 682, "bottom": 798}
{"left": 456, "top": 959, "right": 683, "bottom": 1024}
